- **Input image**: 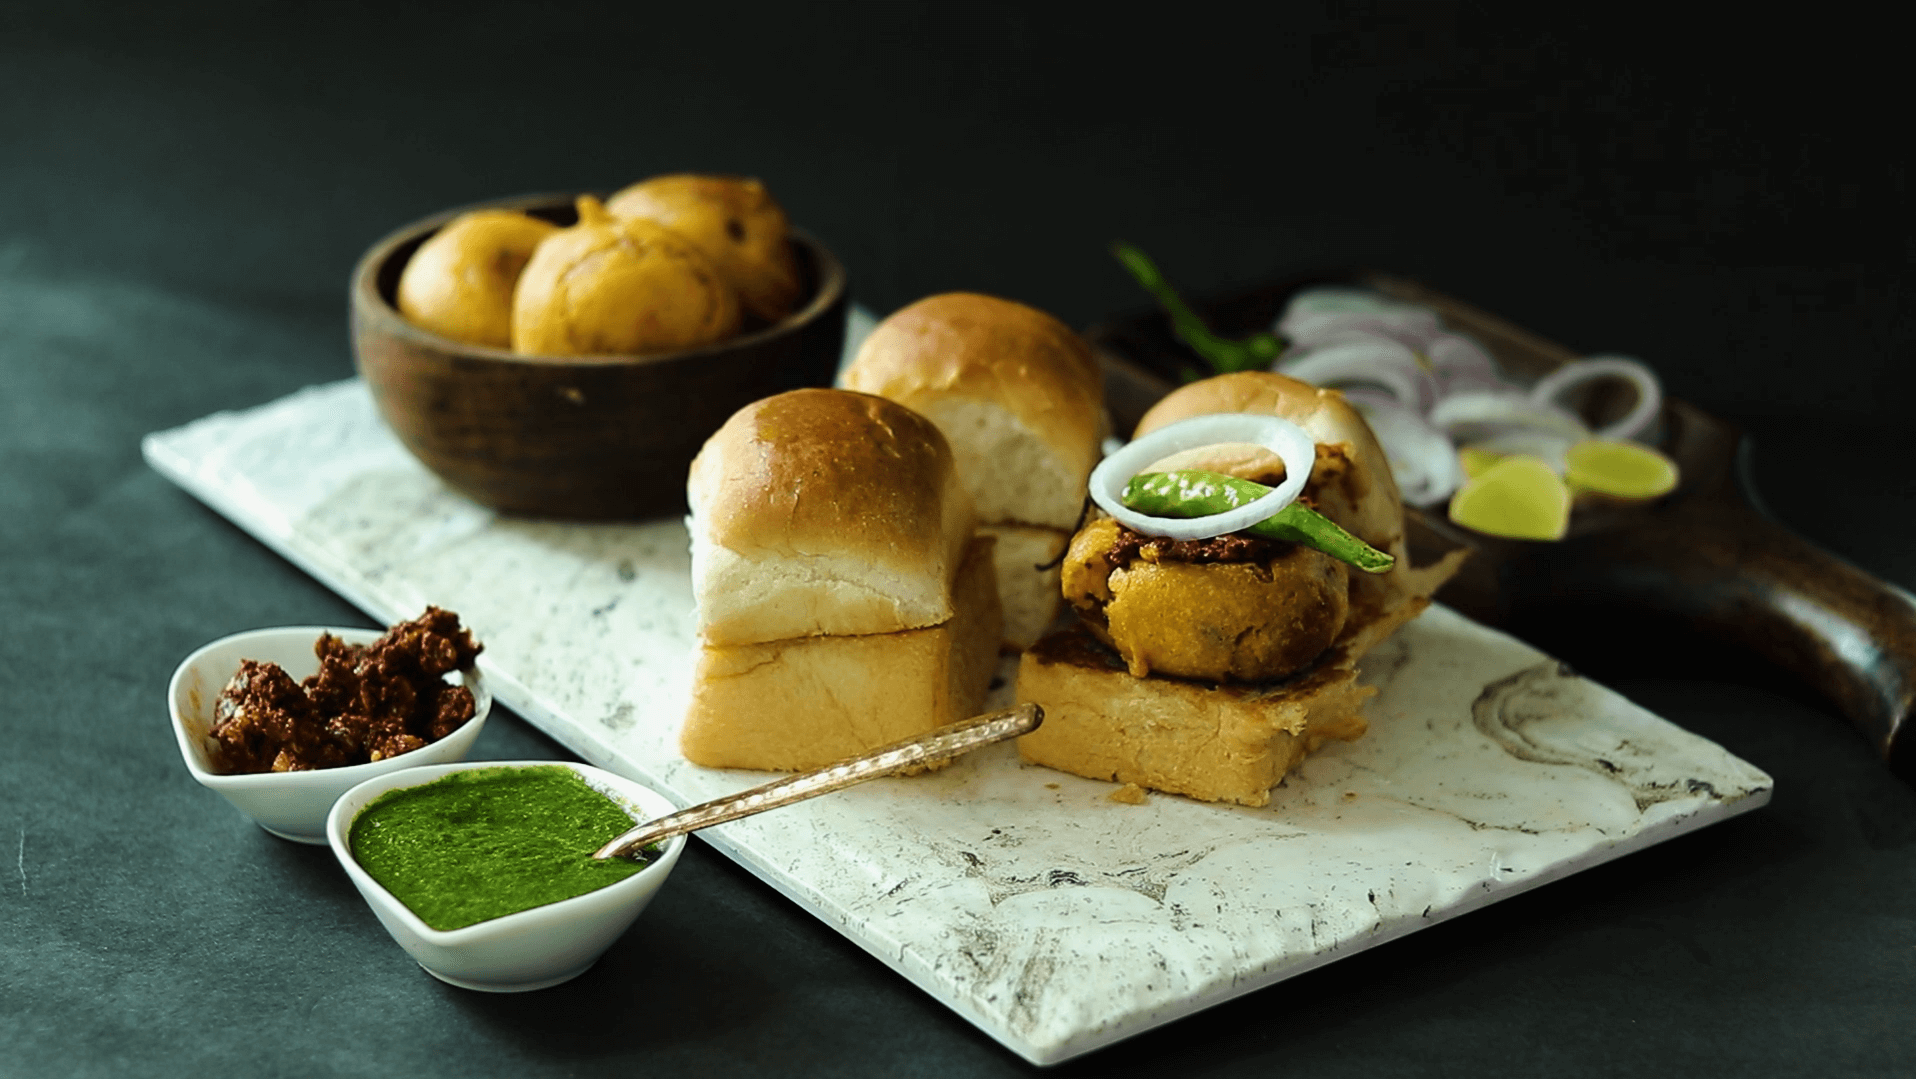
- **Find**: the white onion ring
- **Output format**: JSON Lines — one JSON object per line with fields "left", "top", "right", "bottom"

{"left": 1278, "top": 335, "right": 1436, "bottom": 412}
{"left": 1089, "top": 413, "right": 1315, "bottom": 540}
{"left": 1284, "top": 314, "right": 1438, "bottom": 354}
{"left": 1278, "top": 288, "right": 1441, "bottom": 351}
{"left": 1429, "top": 390, "right": 1591, "bottom": 443}
{"left": 1280, "top": 287, "right": 1407, "bottom": 317}
{"left": 1424, "top": 332, "right": 1504, "bottom": 395}
{"left": 1530, "top": 354, "right": 1663, "bottom": 441}
{"left": 1344, "top": 389, "right": 1463, "bottom": 508}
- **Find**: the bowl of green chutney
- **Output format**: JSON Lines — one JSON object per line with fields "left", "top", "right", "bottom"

{"left": 326, "top": 759, "right": 686, "bottom": 992}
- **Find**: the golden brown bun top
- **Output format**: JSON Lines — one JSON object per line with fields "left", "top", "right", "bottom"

{"left": 849, "top": 291, "right": 1100, "bottom": 382}
{"left": 842, "top": 292, "right": 1104, "bottom": 473}
{"left": 689, "top": 388, "right": 970, "bottom": 562}
{"left": 1135, "top": 371, "right": 1404, "bottom": 554}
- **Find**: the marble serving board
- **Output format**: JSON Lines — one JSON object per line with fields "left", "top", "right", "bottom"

{"left": 142, "top": 376, "right": 1773, "bottom": 1066}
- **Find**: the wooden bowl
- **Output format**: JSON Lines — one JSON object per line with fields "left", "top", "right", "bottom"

{"left": 350, "top": 193, "right": 848, "bottom": 519}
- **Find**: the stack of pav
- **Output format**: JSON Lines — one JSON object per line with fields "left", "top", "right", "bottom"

{"left": 678, "top": 388, "right": 1002, "bottom": 771}
{"left": 842, "top": 293, "right": 1107, "bottom": 649}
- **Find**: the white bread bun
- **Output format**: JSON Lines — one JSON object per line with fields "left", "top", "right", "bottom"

{"left": 689, "top": 388, "right": 977, "bottom": 646}
{"left": 981, "top": 522, "right": 1070, "bottom": 650}
{"left": 1015, "top": 624, "right": 1373, "bottom": 807}
{"left": 1017, "top": 573, "right": 1440, "bottom": 807}
{"left": 681, "top": 536, "right": 1002, "bottom": 771}
{"left": 841, "top": 292, "right": 1103, "bottom": 532}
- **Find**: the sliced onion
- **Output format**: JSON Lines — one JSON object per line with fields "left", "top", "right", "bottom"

{"left": 1286, "top": 314, "right": 1439, "bottom": 354}
{"left": 1428, "top": 390, "right": 1591, "bottom": 444}
{"left": 1272, "top": 291, "right": 1668, "bottom": 518}
{"left": 1277, "top": 288, "right": 1442, "bottom": 352}
{"left": 1089, "top": 413, "right": 1315, "bottom": 540}
{"left": 1344, "top": 389, "right": 1463, "bottom": 507}
{"left": 1424, "top": 332, "right": 1504, "bottom": 396}
{"left": 1276, "top": 334, "right": 1437, "bottom": 412}
{"left": 1530, "top": 354, "right": 1662, "bottom": 441}
{"left": 1279, "top": 286, "right": 1429, "bottom": 321}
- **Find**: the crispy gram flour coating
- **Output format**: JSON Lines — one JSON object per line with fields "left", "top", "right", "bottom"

{"left": 210, "top": 607, "right": 482, "bottom": 774}
{"left": 1062, "top": 515, "right": 1352, "bottom": 683}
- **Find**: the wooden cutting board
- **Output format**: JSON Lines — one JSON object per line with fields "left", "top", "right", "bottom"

{"left": 1085, "top": 271, "right": 1916, "bottom": 778}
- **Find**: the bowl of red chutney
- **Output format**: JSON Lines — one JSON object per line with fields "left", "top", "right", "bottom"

{"left": 168, "top": 609, "right": 491, "bottom": 843}
{"left": 326, "top": 760, "right": 686, "bottom": 992}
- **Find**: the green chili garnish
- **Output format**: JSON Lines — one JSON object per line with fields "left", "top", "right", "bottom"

{"left": 1110, "top": 241, "right": 1283, "bottom": 378}
{"left": 1121, "top": 470, "right": 1396, "bottom": 574}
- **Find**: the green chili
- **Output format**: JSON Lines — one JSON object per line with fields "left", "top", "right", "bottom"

{"left": 1110, "top": 241, "right": 1282, "bottom": 378}
{"left": 1121, "top": 470, "right": 1396, "bottom": 574}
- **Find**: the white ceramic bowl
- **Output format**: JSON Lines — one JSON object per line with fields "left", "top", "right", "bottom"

{"left": 168, "top": 625, "right": 491, "bottom": 843}
{"left": 326, "top": 760, "right": 685, "bottom": 992}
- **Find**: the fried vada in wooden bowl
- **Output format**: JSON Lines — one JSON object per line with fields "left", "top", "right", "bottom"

{"left": 350, "top": 192, "right": 848, "bottom": 519}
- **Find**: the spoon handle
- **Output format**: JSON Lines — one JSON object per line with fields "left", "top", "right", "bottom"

{"left": 594, "top": 703, "right": 1043, "bottom": 860}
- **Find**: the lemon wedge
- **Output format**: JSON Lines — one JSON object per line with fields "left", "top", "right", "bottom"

{"left": 1457, "top": 445, "right": 1507, "bottom": 480}
{"left": 1448, "top": 455, "right": 1571, "bottom": 541}
{"left": 1563, "top": 439, "right": 1680, "bottom": 499}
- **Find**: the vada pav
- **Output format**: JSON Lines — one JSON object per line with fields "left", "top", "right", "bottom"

{"left": 607, "top": 174, "right": 803, "bottom": 324}
{"left": 1016, "top": 371, "right": 1467, "bottom": 807}
{"left": 511, "top": 196, "right": 742, "bottom": 356}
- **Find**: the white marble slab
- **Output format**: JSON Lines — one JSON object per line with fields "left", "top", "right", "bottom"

{"left": 142, "top": 377, "right": 1772, "bottom": 1066}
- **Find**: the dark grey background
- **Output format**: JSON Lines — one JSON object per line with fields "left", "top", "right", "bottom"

{"left": 3, "top": 3, "right": 1910, "bottom": 1076}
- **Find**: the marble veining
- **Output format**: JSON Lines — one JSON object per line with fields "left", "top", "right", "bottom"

{"left": 142, "top": 377, "right": 1772, "bottom": 1066}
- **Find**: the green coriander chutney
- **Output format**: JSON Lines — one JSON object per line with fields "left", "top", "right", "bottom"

{"left": 350, "top": 766, "right": 656, "bottom": 931}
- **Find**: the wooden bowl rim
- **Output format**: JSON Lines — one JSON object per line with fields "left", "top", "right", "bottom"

{"left": 350, "top": 191, "right": 848, "bottom": 368}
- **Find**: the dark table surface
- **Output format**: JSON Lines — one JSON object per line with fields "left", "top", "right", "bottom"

{"left": 4, "top": 4, "right": 1912, "bottom": 1076}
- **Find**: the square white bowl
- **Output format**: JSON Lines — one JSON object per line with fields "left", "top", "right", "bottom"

{"left": 168, "top": 625, "right": 491, "bottom": 843}
{"left": 326, "top": 760, "right": 685, "bottom": 991}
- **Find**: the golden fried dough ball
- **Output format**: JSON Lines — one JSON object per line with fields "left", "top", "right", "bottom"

{"left": 606, "top": 174, "right": 803, "bottom": 323}
{"left": 396, "top": 209, "right": 559, "bottom": 348}
{"left": 1062, "top": 517, "right": 1350, "bottom": 683}
{"left": 511, "top": 196, "right": 742, "bottom": 356}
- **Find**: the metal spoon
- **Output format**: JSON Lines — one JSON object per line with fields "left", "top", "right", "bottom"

{"left": 593, "top": 703, "right": 1043, "bottom": 861}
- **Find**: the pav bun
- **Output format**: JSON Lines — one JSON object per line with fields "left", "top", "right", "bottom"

{"left": 1015, "top": 624, "right": 1374, "bottom": 808}
{"left": 688, "top": 388, "right": 976, "bottom": 646}
{"left": 682, "top": 535, "right": 1002, "bottom": 772}
{"left": 842, "top": 292, "right": 1103, "bottom": 532}
{"left": 842, "top": 292, "right": 1104, "bottom": 649}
